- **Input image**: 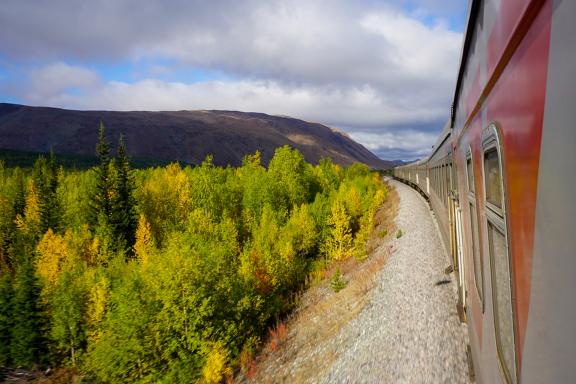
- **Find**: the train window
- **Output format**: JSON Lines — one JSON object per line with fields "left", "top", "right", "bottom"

{"left": 436, "top": 166, "right": 439, "bottom": 195}
{"left": 446, "top": 162, "right": 450, "bottom": 193}
{"left": 437, "top": 166, "right": 439, "bottom": 194}
{"left": 440, "top": 164, "right": 444, "bottom": 204}
{"left": 440, "top": 165, "right": 445, "bottom": 202}
{"left": 445, "top": 164, "right": 449, "bottom": 199}
{"left": 448, "top": 162, "right": 452, "bottom": 193}
{"left": 467, "top": 156, "right": 474, "bottom": 192}
{"left": 485, "top": 148, "right": 502, "bottom": 209}
{"left": 440, "top": 165, "right": 444, "bottom": 200}
{"left": 447, "top": 163, "right": 451, "bottom": 195}
{"left": 467, "top": 149, "right": 483, "bottom": 304}
{"left": 482, "top": 123, "right": 517, "bottom": 384}
{"left": 437, "top": 166, "right": 440, "bottom": 194}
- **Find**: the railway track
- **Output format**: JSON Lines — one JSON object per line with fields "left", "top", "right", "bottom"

{"left": 317, "top": 179, "right": 470, "bottom": 383}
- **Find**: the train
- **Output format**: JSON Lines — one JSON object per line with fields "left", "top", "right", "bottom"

{"left": 392, "top": 1, "right": 575, "bottom": 383}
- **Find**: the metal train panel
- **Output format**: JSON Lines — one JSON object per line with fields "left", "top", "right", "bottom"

{"left": 392, "top": 1, "right": 572, "bottom": 383}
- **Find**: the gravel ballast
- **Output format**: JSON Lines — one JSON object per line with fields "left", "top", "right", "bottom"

{"left": 316, "top": 178, "right": 470, "bottom": 383}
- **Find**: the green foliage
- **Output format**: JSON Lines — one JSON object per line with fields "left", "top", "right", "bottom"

{"left": 267, "top": 145, "right": 314, "bottom": 211}
{"left": 9, "top": 258, "right": 48, "bottom": 368}
{"left": 111, "top": 134, "right": 137, "bottom": 252}
{"left": 91, "top": 125, "right": 137, "bottom": 255}
{"left": 0, "top": 271, "right": 13, "bottom": 365}
{"left": 0, "top": 148, "right": 174, "bottom": 170}
{"left": 32, "top": 151, "right": 61, "bottom": 233}
{"left": 49, "top": 272, "right": 87, "bottom": 366}
{"left": 325, "top": 199, "right": 353, "bottom": 260}
{"left": 84, "top": 267, "right": 160, "bottom": 383}
{"left": 396, "top": 229, "right": 403, "bottom": 239}
{"left": 91, "top": 122, "right": 114, "bottom": 225}
{"left": 0, "top": 135, "right": 389, "bottom": 380}
{"left": 330, "top": 267, "right": 348, "bottom": 293}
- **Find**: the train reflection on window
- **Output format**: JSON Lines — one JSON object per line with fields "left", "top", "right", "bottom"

{"left": 467, "top": 157, "right": 474, "bottom": 192}
{"left": 484, "top": 148, "right": 502, "bottom": 208}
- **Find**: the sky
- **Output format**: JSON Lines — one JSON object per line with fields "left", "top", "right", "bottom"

{"left": 0, "top": 0, "right": 469, "bottom": 161}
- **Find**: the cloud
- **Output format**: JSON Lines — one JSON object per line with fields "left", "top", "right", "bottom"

{"left": 24, "top": 62, "right": 100, "bottom": 103}
{"left": 21, "top": 73, "right": 450, "bottom": 130}
{"left": 0, "top": 0, "right": 465, "bottom": 160}
{"left": 350, "top": 130, "right": 437, "bottom": 160}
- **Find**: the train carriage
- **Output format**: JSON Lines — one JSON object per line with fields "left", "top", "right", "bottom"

{"left": 393, "top": 1, "right": 576, "bottom": 383}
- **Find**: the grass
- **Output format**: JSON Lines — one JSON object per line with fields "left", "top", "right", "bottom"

{"left": 396, "top": 229, "right": 403, "bottom": 238}
{"left": 239, "top": 181, "right": 400, "bottom": 383}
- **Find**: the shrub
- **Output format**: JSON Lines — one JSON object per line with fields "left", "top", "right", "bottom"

{"left": 202, "top": 342, "right": 232, "bottom": 384}
{"left": 330, "top": 267, "right": 348, "bottom": 292}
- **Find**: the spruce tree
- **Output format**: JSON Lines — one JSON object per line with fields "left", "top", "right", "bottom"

{"left": 33, "top": 150, "right": 61, "bottom": 233}
{"left": 9, "top": 255, "right": 48, "bottom": 368}
{"left": 112, "top": 134, "right": 137, "bottom": 251}
{"left": 91, "top": 122, "right": 115, "bottom": 228}
{"left": 12, "top": 169, "right": 26, "bottom": 220}
{"left": 0, "top": 270, "right": 13, "bottom": 366}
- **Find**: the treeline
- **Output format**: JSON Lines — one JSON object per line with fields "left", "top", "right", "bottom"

{"left": 0, "top": 124, "right": 388, "bottom": 382}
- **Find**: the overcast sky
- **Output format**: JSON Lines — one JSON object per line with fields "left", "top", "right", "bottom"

{"left": 0, "top": 0, "right": 468, "bottom": 161}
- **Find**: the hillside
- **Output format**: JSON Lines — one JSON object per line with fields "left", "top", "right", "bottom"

{"left": 0, "top": 103, "right": 392, "bottom": 169}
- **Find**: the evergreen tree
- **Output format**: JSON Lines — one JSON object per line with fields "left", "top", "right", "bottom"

{"left": 91, "top": 122, "right": 114, "bottom": 227}
{"left": 0, "top": 270, "right": 13, "bottom": 366}
{"left": 9, "top": 256, "right": 48, "bottom": 368}
{"left": 33, "top": 150, "right": 61, "bottom": 233}
{"left": 112, "top": 134, "right": 137, "bottom": 251}
{"left": 12, "top": 168, "right": 26, "bottom": 219}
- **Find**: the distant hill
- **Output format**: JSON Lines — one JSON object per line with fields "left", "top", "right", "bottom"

{"left": 388, "top": 159, "right": 407, "bottom": 167}
{"left": 0, "top": 103, "right": 393, "bottom": 169}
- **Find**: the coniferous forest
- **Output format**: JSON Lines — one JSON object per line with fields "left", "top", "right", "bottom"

{"left": 0, "top": 124, "right": 388, "bottom": 383}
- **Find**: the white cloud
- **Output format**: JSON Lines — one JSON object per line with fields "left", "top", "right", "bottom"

{"left": 1, "top": 0, "right": 465, "bottom": 160}
{"left": 27, "top": 76, "right": 446, "bottom": 129}
{"left": 350, "top": 130, "right": 437, "bottom": 159}
{"left": 25, "top": 62, "right": 100, "bottom": 103}
{"left": 360, "top": 11, "right": 461, "bottom": 78}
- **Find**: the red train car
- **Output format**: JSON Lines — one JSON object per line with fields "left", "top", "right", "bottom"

{"left": 394, "top": 1, "right": 576, "bottom": 382}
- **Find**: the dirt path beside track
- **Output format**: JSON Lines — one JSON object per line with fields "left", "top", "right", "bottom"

{"left": 317, "top": 178, "right": 470, "bottom": 383}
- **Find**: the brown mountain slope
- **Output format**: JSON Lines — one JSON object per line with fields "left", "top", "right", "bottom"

{"left": 0, "top": 103, "right": 392, "bottom": 169}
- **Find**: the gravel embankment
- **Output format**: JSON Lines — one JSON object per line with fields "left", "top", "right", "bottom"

{"left": 316, "top": 178, "right": 470, "bottom": 383}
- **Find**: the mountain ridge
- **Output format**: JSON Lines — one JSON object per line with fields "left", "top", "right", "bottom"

{"left": 0, "top": 103, "right": 393, "bottom": 169}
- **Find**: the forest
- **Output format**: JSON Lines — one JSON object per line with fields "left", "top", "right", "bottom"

{"left": 0, "top": 124, "right": 388, "bottom": 383}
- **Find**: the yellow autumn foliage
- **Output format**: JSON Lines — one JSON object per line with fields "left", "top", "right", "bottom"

{"left": 347, "top": 186, "right": 362, "bottom": 218}
{"left": 202, "top": 342, "right": 232, "bottom": 384}
{"left": 134, "top": 214, "right": 154, "bottom": 265}
{"left": 167, "top": 163, "right": 191, "bottom": 219}
{"left": 326, "top": 199, "right": 353, "bottom": 260}
{"left": 15, "top": 180, "right": 41, "bottom": 233}
{"left": 87, "top": 276, "right": 110, "bottom": 340}
{"left": 36, "top": 228, "right": 68, "bottom": 285}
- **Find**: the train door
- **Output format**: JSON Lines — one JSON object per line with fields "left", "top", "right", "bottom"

{"left": 448, "top": 154, "right": 467, "bottom": 322}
